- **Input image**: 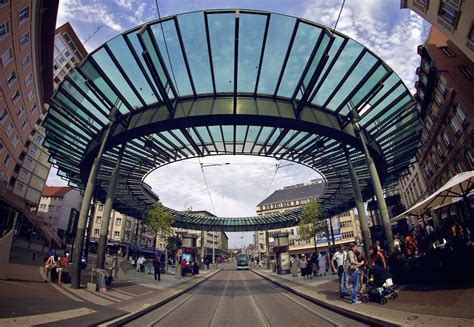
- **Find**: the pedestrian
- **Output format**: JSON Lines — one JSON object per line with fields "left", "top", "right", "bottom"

{"left": 137, "top": 255, "right": 145, "bottom": 272}
{"left": 192, "top": 260, "right": 199, "bottom": 277}
{"left": 153, "top": 254, "right": 161, "bottom": 281}
{"left": 369, "top": 246, "right": 387, "bottom": 269}
{"left": 181, "top": 258, "right": 187, "bottom": 277}
{"left": 311, "top": 253, "right": 319, "bottom": 277}
{"left": 330, "top": 245, "right": 349, "bottom": 298}
{"left": 205, "top": 258, "right": 210, "bottom": 270}
{"left": 56, "top": 253, "right": 68, "bottom": 286}
{"left": 317, "top": 252, "right": 327, "bottom": 276}
{"left": 348, "top": 243, "right": 365, "bottom": 304}
{"left": 44, "top": 253, "right": 56, "bottom": 282}
{"left": 299, "top": 254, "right": 308, "bottom": 279}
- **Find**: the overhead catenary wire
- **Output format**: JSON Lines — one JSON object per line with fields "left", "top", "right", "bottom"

{"left": 263, "top": 160, "right": 281, "bottom": 199}
{"left": 198, "top": 157, "right": 217, "bottom": 215}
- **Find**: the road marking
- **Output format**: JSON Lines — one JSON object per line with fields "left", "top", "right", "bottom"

{"left": 209, "top": 271, "right": 233, "bottom": 327}
{"left": 0, "top": 307, "right": 96, "bottom": 326}
{"left": 73, "top": 289, "right": 115, "bottom": 306}
{"left": 239, "top": 271, "right": 271, "bottom": 327}
{"left": 113, "top": 288, "right": 138, "bottom": 297}
{"left": 49, "top": 283, "right": 85, "bottom": 302}
{"left": 107, "top": 290, "right": 134, "bottom": 301}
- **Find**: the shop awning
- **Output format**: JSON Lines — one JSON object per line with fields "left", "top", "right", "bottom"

{"left": 391, "top": 170, "right": 474, "bottom": 222}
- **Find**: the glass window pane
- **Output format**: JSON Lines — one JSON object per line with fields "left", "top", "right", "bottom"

{"left": 107, "top": 36, "right": 159, "bottom": 105}
{"left": 177, "top": 12, "right": 213, "bottom": 94}
{"left": 238, "top": 13, "right": 266, "bottom": 93}
{"left": 208, "top": 13, "right": 235, "bottom": 93}
{"left": 151, "top": 20, "right": 193, "bottom": 96}
{"left": 311, "top": 39, "right": 363, "bottom": 107}
{"left": 258, "top": 14, "right": 296, "bottom": 94}
{"left": 277, "top": 23, "right": 321, "bottom": 98}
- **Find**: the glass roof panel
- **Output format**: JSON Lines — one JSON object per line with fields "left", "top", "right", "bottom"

{"left": 208, "top": 13, "right": 235, "bottom": 93}
{"left": 277, "top": 22, "right": 321, "bottom": 98}
{"left": 311, "top": 39, "right": 363, "bottom": 108}
{"left": 297, "top": 32, "right": 331, "bottom": 100}
{"left": 258, "top": 14, "right": 296, "bottom": 94}
{"left": 177, "top": 12, "right": 213, "bottom": 94}
{"left": 151, "top": 20, "right": 193, "bottom": 96}
{"left": 360, "top": 84, "right": 407, "bottom": 126}
{"left": 107, "top": 36, "right": 159, "bottom": 106}
{"left": 236, "top": 125, "right": 247, "bottom": 142}
{"left": 326, "top": 52, "right": 378, "bottom": 110}
{"left": 61, "top": 81, "right": 108, "bottom": 125}
{"left": 92, "top": 48, "right": 142, "bottom": 109}
{"left": 237, "top": 13, "right": 266, "bottom": 93}
{"left": 81, "top": 61, "right": 126, "bottom": 114}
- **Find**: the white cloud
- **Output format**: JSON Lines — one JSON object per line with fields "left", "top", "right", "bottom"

{"left": 116, "top": 0, "right": 133, "bottom": 10}
{"left": 301, "top": 0, "right": 429, "bottom": 92}
{"left": 57, "top": 0, "right": 123, "bottom": 31}
{"left": 46, "top": 167, "right": 70, "bottom": 187}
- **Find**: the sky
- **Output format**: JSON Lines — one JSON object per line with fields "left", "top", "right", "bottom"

{"left": 49, "top": 0, "right": 431, "bottom": 248}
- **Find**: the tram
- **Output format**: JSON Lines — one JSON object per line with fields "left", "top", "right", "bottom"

{"left": 236, "top": 253, "right": 250, "bottom": 270}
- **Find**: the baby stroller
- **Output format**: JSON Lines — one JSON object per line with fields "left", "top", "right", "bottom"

{"left": 360, "top": 264, "right": 398, "bottom": 305}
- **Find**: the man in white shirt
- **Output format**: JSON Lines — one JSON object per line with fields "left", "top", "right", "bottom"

{"left": 331, "top": 245, "right": 348, "bottom": 298}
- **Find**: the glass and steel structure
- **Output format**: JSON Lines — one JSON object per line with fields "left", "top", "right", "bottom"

{"left": 43, "top": 10, "right": 419, "bottom": 231}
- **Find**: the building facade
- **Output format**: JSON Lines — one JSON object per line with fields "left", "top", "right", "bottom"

{"left": 255, "top": 180, "right": 362, "bottom": 258}
{"left": 52, "top": 22, "right": 87, "bottom": 88}
{"left": 37, "top": 186, "right": 82, "bottom": 240}
{"left": 401, "top": 0, "right": 474, "bottom": 61}
{"left": 398, "top": 162, "right": 428, "bottom": 210}
{"left": 414, "top": 27, "right": 473, "bottom": 193}
{"left": 0, "top": 0, "right": 58, "bottom": 250}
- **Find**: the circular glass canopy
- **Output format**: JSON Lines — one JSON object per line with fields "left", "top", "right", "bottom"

{"left": 44, "top": 9, "right": 419, "bottom": 231}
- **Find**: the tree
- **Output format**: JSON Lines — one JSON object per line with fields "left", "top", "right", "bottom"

{"left": 298, "top": 200, "right": 326, "bottom": 250}
{"left": 165, "top": 234, "right": 182, "bottom": 260}
{"left": 144, "top": 202, "right": 173, "bottom": 251}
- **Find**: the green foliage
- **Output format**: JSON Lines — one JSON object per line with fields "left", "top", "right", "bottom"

{"left": 165, "top": 234, "right": 182, "bottom": 257}
{"left": 144, "top": 202, "right": 173, "bottom": 238}
{"left": 298, "top": 200, "right": 326, "bottom": 242}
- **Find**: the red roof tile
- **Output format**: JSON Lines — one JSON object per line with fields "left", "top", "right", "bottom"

{"left": 41, "top": 186, "right": 72, "bottom": 197}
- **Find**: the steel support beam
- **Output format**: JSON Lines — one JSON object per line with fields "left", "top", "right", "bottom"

{"left": 352, "top": 116, "right": 394, "bottom": 253}
{"left": 71, "top": 106, "right": 118, "bottom": 289}
{"left": 343, "top": 145, "right": 371, "bottom": 263}
{"left": 97, "top": 144, "right": 126, "bottom": 270}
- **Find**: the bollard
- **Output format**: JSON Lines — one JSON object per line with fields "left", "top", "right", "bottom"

{"left": 291, "top": 262, "right": 298, "bottom": 277}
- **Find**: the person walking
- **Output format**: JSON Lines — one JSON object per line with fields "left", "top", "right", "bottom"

{"left": 317, "top": 252, "right": 327, "bottom": 276}
{"left": 153, "top": 254, "right": 161, "bottom": 281}
{"left": 348, "top": 243, "right": 365, "bottom": 304}
{"left": 331, "top": 245, "right": 348, "bottom": 298}
{"left": 299, "top": 255, "right": 308, "bottom": 279}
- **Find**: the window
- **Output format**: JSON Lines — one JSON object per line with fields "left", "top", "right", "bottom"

{"left": 115, "top": 218, "right": 122, "bottom": 226}
{"left": 11, "top": 89, "right": 20, "bottom": 104}
{"left": 27, "top": 90, "right": 34, "bottom": 102}
{"left": 426, "top": 117, "right": 433, "bottom": 131}
{"left": 467, "top": 151, "right": 474, "bottom": 169}
{"left": 436, "top": 143, "right": 444, "bottom": 159}
{"left": 431, "top": 152, "right": 438, "bottom": 166}
{"left": 22, "top": 54, "right": 30, "bottom": 68}
{"left": 0, "top": 108, "right": 7, "bottom": 124}
{"left": 24, "top": 73, "right": 32, "bottom": 86}
{"left": 3, "top": 153, "right": 10, "bottom": 166}
{"left": 98, "top": 205, "right": 103, "bottom": 212}
{"left": 0, "top": 142, "right": 3, "bottom": 153}
{"left": 1, "top": 48, "right": 12, "bottom": 67}
{"left": 19, "top": 32, "right": 29, "bottom": 48}
{"left": 440, "top": 46, "right": 454, "bottom": 57}
{"left": 21, "top": 119, "right": 27, "bottom": 130}
{"left": 442, "top": 131, "right": 451, "bottom": 148}
{"left": 6, "top": 122, "right": 14, "bottom": 136}
{"left": 6, "top": 71, "right": 16, "bottom": 87}
{"left": 31, "top": 103, "right": 37, "bottom": 113}
{"left": 434, "top": 93, "right": 444, "bottom": 107}
{"left": 94, "top": 229, "right": 99, "bottom": 236}
{"left": 455, "top": 161, "right": 463, "bottom": 174}
{"left": 454, "top": 104, "right": 467, "bottom": 126}
{"left": 0, "top": 21, "right": 8, "bottom": 39}
{"left": 439, "top": 1, "right": 458, "bottom": 25}
{"left": 437, "top": 79, "right": 447, "bottom": 95}
{"left": 33, "top": 134, "right": 43, "bottom": 145}
{"left": 16, "top": 105, "right": 25, "bottom": 118}
{"left": 96, "top": 216, "right": 101, "bottom": 224}
{"left": 29, "top": 145, "right": 38, "bottom": 156}
{"left": 450, "top": 118, "right": 461, "bottom": 136}
{"left": 459, "top": 66, "right": 473, "bottom": 80}
{"left": 18, "top": 7, "right": 29, "bottom": 24}
{"left": 113, "top": 231, "right": 120, "bottom": 239}
{"left": 64, "top": 50, "right": 70, "bottom": 58}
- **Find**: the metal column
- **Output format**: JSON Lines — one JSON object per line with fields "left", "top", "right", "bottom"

{"left": 265, "top": 230, "right": 270, "bottom": 269}
{"left": 71, "top": 107, "right": 117, "bottom": 289}
{"left": 97, "top": 144, "right": 125, "bottom": 270}
{"left": 352, "top": 119, "right": 394, "bottom": 253}
{"left": 344, "top": 145, "right": 372, "bottom": 262}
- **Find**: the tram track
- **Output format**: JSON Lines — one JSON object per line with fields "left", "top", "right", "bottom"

{"left": 238, "top": 270, "right": 271, "bottom": 327}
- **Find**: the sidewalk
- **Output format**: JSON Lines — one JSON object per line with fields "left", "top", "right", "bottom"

{"left": 0, "top": 248, "right": 221, "bottom": 326}
{"left": 253, "top": 268, "right": 474, "bottom": 326}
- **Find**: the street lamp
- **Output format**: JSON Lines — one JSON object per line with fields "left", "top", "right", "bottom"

{"left": 200, "top": 162, "right": 230, "bottom": 168}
